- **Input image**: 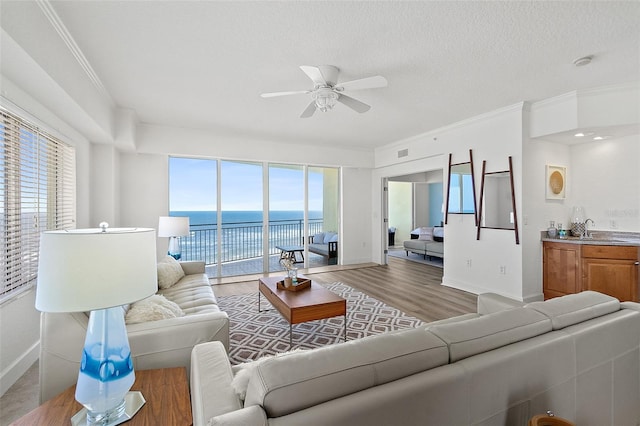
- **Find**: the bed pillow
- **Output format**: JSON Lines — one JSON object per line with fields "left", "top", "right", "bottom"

{"left": 433, "top": 226, "right": 444, "bottom": 242}
{"left": 125, "top": 294, "right": 185, "bottom": 324}
{"left": 157, "top": 255, "right": 185, "bottom": 289}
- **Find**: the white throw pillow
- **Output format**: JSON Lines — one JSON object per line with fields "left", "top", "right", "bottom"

{"left": 125, "top": 294, "right": 185, "bottom": 324}
{"left": 323, "top": 232, "right": 336, "bottom": 244}
{"left": 329, "top": 233, "right": 338, "bottom": 242}
{"left": 313, "top": 232, "right": 325, "bottom": 243}
{"left": 418, "top": 228, "right": 433, "bottom": 241}
{"left": 157, "top": 255, "right": 185, "bottom": 289}
{"left": 231, "top": 349, "right": 305, "bottom": 401}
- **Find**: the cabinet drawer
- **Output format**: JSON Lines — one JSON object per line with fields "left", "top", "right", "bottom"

{"left": 581, "top": 245, "right": 638, "bottom": 260}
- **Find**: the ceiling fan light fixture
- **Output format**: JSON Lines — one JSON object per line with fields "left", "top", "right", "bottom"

{"left": 312, "top": 90, "right": 338, "bottom": 112}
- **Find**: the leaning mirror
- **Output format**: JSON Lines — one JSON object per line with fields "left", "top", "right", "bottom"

{"left": 445, "top": 149, "right": 478, "bottom": 225}
{"left": 476, "top": 156, "right": 519, "bottom": 244}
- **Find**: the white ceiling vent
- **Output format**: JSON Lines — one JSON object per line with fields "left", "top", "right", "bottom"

{"left": 397, "top": 149, "right": 409, "bottom": 158}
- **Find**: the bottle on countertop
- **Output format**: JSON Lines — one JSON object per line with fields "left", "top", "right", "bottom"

{"left": 558, "top": 223, "right": 567, "bottom": 239}
{"left": 547, "top": 221, "right": 557, "bottom": 238}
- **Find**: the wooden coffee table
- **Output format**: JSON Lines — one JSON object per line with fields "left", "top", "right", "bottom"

{"left": 258, "top": 276, "right": 347, "bottom": 347}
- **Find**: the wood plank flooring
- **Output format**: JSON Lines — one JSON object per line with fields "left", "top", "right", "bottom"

{"left": 212, "top": 256, "right": 477, "bottom": 323}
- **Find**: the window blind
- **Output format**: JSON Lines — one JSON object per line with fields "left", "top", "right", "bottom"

{"left": 1, "top": 107, "right": 76, "bottom": 301}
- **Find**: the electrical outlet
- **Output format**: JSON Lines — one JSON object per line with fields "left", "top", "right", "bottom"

{"left": 500, "top": 266, "right": 506, "bottom": 275}
{"left": 466, "top": 259, "right": 472, "bottom": 268}
{"left": 610, "top": 220, "right": 617, "bottom": 229}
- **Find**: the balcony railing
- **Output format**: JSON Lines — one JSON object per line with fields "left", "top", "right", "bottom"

{"left": 180, "top": 218, "right": 324, "bottom": 265}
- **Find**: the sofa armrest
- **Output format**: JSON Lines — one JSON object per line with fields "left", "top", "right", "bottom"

{"left": 477, "top": 293, "right": 524, "bottom": 315}
{"left": 128, "top": 311, "right": 230, "bottom": 366}
{"left": 208, "top": 406, "right": 268, "bottom": 426}
{"left": 181, "top": 261, "right": 206, "bottom": 275}
{"left": 191, "top": 341, "right": 244, "bottom": 426}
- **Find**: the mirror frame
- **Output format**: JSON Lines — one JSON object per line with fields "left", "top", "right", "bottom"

{"left": 476, "top": 156, "right": 519, "bottom": 244}
{"left": 444, "top": 149, "right": 478, "bottom": 225}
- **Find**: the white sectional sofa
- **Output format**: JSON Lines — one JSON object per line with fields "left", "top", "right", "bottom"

{"left": 190, "top": 291, "right": 640, "bottom": 426}
{"left": 39, "top": 260, "right": 229, "bottom": 403}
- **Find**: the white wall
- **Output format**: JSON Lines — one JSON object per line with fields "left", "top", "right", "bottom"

{"left": 569, "top": 135, "right": 640, "bottom": 232}
{"left": 388, "top": 182, "right": 412, "bottom": 243}
{"left": 374, "top": 104, "right": 526, "bottom": 300}
{"left": 341, "top": 168, "right": 373, "bottom": 265}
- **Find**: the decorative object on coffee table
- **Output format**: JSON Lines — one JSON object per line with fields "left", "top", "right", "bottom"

{"left": 35, "top": 225, "right": 157, "bottom": 426}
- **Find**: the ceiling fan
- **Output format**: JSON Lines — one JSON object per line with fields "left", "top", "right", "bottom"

{"left": 260, "top": 65, "right": 388, "bottom": 118}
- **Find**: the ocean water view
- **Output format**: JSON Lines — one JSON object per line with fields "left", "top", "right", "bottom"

{"left": 170, "top": 210, "right": 323, "bottom": 225}
{"left": 170, "top": 210, "right": 325, "bottom": 264}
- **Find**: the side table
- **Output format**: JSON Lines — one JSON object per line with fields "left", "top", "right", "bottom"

{"left": 10, "top": 367, "right": 192, "bottom": 425}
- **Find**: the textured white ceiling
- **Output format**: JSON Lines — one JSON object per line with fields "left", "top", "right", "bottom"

{"left": 4, "top": 1, "right": 640, "bottom": 149}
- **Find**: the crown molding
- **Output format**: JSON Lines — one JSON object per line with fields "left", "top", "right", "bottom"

{"left": 35, "top": 0, "right": 114, "bottom": 106}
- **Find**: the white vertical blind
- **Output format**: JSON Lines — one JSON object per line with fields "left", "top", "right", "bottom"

{"left": 0, "top": 107, "right": 76, "bottom": 301}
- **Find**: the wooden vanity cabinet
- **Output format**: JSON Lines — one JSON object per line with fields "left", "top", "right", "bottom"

{"left": 581, "top": 245, "right": 639, "bottom": 302}
{"left": 543, "top": 241, "right": 581, "bottom": 299}
{"left": 543, "top": 241, "right": 640, "bottom": 302}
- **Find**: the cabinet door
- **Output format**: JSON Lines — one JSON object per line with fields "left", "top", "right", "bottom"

{"left": 582, "top": 257, "right": 638, "bottom": 302}
{"left": 543, "top": 242, "right": 581, "bottom": 299}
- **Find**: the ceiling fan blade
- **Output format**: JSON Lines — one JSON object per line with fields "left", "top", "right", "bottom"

{"left": 261, "top": 90, "right": 309, "bottom": 98}
{"left": 300, "top": 65, "right": 327, "bottom": 86}
{"left": 300, "top": 100, "right": 317, "bottom": 118}
{"left": 337, "top": 94, "right": 371, "bottom": 113}
{"left": 335, "top": 75, "right": 388, "bottom": 91}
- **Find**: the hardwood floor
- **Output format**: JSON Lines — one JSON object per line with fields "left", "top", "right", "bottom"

{"left": 212, "top": 256, "right": 477, "bottom": 323}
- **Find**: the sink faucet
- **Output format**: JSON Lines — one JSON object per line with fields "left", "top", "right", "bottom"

{"left": 584, "top": 218, "right": 594, "bottom": 239}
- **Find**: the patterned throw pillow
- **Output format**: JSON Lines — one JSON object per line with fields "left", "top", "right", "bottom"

{"left": 157, "top": 255, "right": 185, "bottom": 289}
{"left": 125, "top": 294, "right": 185, "bottom": 324}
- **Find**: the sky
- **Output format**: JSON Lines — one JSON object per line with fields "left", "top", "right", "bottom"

{"left": 169, "top": 157, "right": 325, "bottom": 211}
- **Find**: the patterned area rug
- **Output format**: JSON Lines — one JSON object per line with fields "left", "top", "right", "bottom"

{"left": 217, "top": 282, "right": 424, "bottom": 364}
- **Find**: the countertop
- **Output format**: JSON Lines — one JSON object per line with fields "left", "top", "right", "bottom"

{"left": 541, "top": 230, "right": 640, "bottom": 246}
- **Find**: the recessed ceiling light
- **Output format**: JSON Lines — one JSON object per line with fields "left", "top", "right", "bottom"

{"left": 593, "top": 136, "right": 603, "bottom": 140}
{"left": 574, "top": 132, "right": 585, "bottom": 137}
{"left": 573, "top": 56, "right": 593, "bottom": 67}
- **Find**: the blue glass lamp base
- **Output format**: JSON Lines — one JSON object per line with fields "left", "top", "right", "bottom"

{"left": 167, "top": 251, "right": 181, "bottom": 260}
{"left": 71, "top": 391, "right": 146, "bottom": 426}
{"left": 167, "top": 236, "right": 182, "bottom": 260}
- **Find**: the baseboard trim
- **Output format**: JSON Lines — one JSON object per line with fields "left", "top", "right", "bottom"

{"left": 0, "top": 341, "right": 39, "bottom": 397}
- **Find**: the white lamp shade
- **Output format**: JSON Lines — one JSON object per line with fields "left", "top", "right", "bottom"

{"left": 157, "top": 216, "right": 190, "bottom": 237}
{"left": 35, "top": 228, "right": 158, "bottom": 313}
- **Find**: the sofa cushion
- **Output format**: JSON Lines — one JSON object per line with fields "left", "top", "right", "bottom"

{"left": 243, "top": 327, "right": 448, "bottom": 417}
{"left": 323, "top": 232, "right": 337, "bottom": 244}
{"left": 125, "top": 294, "right": 185, "bottom": 324}
{"left": 313, "top": 232, "right": 325, "bottom": 243}
{"left": 231, "top": 349, "right": 305, "bottom": 401}
{"left": 525, "top": 291, "right": 620, "bottom": 330}
{"left": 428, "top": 307, "right": 552, "bottom": 362}
{"left": 157, "top": 255, "right": 186, "bottom": 289}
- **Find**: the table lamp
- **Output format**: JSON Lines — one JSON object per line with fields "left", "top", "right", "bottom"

{"left": 35, "top": 224, "right": 157, "bottom": 426}
{"left": 157, "top": 216, "right": 190, "bottom": 260}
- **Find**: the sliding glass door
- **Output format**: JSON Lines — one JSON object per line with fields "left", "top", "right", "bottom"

{"left": 169, "top": 157, "right": 339, "bottom": 278}
{"left": 268, "top": 164, "right": 304, "bottom": 272}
